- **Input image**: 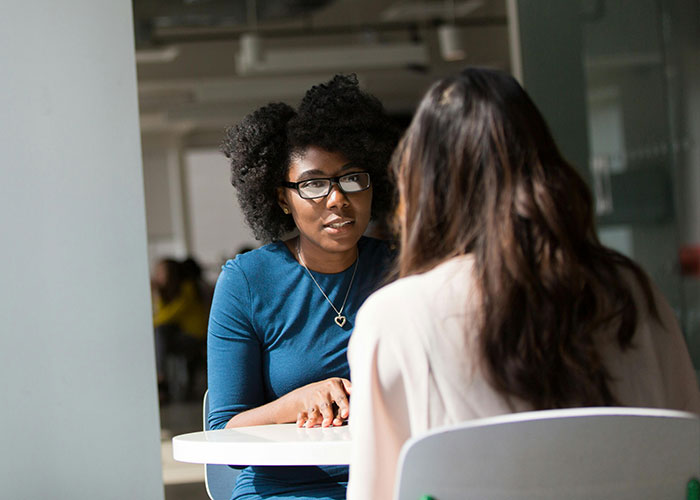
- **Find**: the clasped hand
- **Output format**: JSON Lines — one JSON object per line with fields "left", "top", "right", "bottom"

{"left": 287, "top": 377, "right": 352, "bottom": 428}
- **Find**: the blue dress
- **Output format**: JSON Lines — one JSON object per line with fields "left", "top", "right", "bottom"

{"left": 207, "top": 236, "right": 393, "bottom": 500}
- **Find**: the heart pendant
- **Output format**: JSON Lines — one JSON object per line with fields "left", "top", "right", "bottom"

{"left": 334, "top": 315, "right": 346, "bottom": 327}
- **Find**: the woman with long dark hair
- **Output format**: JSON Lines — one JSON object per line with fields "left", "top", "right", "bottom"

{"left": 346, "top": 67, "right": 700, "bottom": 499}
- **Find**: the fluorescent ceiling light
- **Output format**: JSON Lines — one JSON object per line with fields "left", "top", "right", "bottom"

{"left": 135, "top": 46, "right": 180, "bottom": 64}
{"left": 236, "top": 41, "right": 428, "bottom": 75}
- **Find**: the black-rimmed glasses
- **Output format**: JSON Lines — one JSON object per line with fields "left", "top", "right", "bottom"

{"left": 281, "top": 172, "right": 371, "bottom": 199}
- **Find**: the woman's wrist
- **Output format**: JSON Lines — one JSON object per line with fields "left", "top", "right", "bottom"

{"left": 224, "top": 395, "right": 297, "bottom": 428}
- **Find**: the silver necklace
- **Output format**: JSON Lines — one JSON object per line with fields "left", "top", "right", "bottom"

{"left": 296, "top": 240, "right": 359, "bottom": 327}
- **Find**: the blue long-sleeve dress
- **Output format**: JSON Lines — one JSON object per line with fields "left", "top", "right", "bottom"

{"left": 207, "top": 236, "right": 392, "bottom": 500}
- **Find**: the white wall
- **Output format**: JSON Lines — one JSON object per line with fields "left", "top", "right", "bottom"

{"left": 143, "top": 133, "right": 189, "bottom": 267}
{"left": 0, "top": 1, "right": 163, "bottom": 498}
{"left": 142, "top": 143, "right": 257, "bottom": 283}
{"left": 183, "top": 148, "right": 256, "bottom": 279}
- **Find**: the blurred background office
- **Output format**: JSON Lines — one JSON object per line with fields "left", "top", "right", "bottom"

{"left": 137, "top": 0, "right": 700, "bottom": 369}
{"left": 136, "top": 1, "right": 700, "bottom": 497}
{"left": 2, "top": 1, "right": 697, "bottom": 499}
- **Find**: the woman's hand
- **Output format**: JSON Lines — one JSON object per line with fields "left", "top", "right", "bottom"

{"left": 224, "top": 376, "right": 352, "bottom": 429}
{"left": 288, "top": 377, "right": 352, "bottom": 428}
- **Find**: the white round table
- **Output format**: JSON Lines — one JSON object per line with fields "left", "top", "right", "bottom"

{"left": 172, "top": 423, "right": 352, "bottom": 466}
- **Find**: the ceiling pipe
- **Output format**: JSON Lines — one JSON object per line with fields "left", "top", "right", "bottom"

{"left": 150, "top": 16, "right": 507, "bottom": 44}
{"left": 235, "top": 41, "right": 429, "bottom": 75}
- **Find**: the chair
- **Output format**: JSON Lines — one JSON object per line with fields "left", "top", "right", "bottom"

{"left": 394, "top": 407, "right": 700, "bottom": 500}
{"left": 203, "top": 390, "right": 241, "bottom": 500}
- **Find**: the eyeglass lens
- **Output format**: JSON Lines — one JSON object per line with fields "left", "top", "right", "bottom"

{"left": 298, "top": 172, "right": 370, "bottom": 199}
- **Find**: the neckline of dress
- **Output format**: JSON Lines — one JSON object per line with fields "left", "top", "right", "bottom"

{"left": 279, "top": 238, "right": 362, "bottom": 276}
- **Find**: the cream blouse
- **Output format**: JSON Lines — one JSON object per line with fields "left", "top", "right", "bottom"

{"left": 346, "top": 255, "right": 700, "bottom": 500}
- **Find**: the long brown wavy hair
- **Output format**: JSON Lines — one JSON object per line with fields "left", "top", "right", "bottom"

{"left": 392, "top": 67, "right": 658, "bottom": 409}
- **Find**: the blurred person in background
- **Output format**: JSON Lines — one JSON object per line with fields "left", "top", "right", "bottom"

{"left": 347, "top": 67, "right": 700, "bottom": 500}
{"left": 152, "top": 257, "right": 209, "bottom": 403}
{"left": 182, "top": 255, "right": 215, "bottom": 317}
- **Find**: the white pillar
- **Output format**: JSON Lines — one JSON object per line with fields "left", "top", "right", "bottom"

{"left": 0, "top": 1, "right": 164, "bottom": 498}
{"left": 143, "top": 132, "right": 191, "bottom": 268}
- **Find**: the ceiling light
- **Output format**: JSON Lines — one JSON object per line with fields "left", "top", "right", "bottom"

{"left": 237, "top": 33, "right": 264, "bottom": 71}
{"left": 135, "top": 46, "right": 180, "bottom": 64}
{"left": 236, "top": 41, "right": 428, "bottom": 75}
{"left": 438, "top": 24, "right": 466, "bottom": 61}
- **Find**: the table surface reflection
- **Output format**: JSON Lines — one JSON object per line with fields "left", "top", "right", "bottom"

{"left": 172, "top": 423, "right": 352, "bottom": 466}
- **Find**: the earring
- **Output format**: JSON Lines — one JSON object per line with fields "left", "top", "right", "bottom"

{"left": 283, "top": 207, "right": 289, "bottom": 214}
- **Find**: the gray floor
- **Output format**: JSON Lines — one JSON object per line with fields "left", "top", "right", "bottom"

{"left": 165, "top": 481, "right": 211, "bottom": 500}
{"left": 160, "top": 399, "right": 210, "bottom": 500}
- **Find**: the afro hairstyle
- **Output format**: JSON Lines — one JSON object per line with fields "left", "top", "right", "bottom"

{"left": 221, "top": 74, "right": 399, "bottom": 242}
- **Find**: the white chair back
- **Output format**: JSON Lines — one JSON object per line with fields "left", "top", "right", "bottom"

{"left": 395, "top": 407, "right": 700, "bottom": 500}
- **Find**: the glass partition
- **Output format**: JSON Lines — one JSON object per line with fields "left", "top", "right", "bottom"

{"left": 580, "top": 0, "right": 700, "bottom": 374}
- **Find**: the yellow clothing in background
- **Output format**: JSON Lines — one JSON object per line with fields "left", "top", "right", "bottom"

{"left": 153, "top": 281, "right": 209, "bottom": 340}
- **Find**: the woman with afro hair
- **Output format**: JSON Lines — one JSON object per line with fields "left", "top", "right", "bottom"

{"left": 207, "top": 74, "right": 399, "bottom": 499}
